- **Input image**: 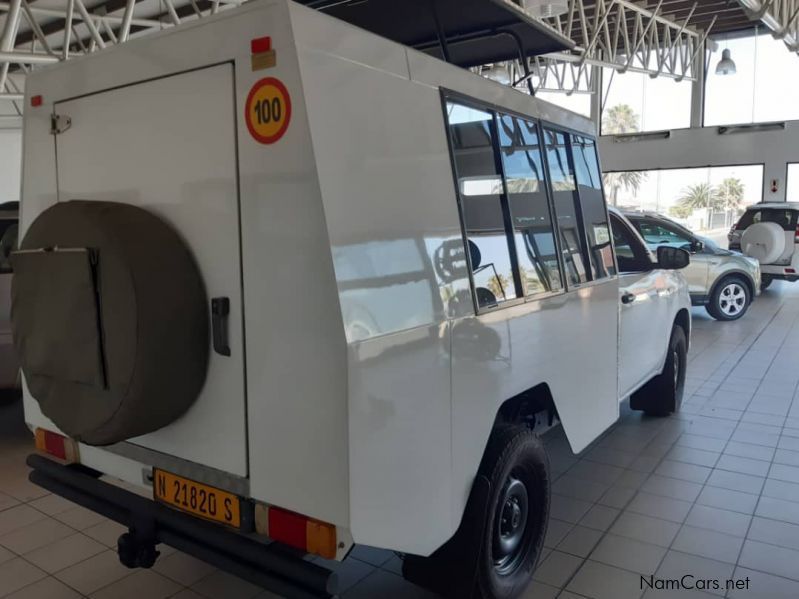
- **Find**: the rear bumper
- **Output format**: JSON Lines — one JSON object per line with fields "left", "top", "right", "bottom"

{"left": 26, "top": 454, "right": 337, "bottom": 599}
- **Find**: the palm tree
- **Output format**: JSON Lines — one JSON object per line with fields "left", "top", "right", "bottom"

{"left": 677, "top": 183, "right": 718, "bottom": 210}
{"left": 603, "top": 171, "right": 646, "bottom": 206}
{"left": 487, "top": 273, "right": 511, "bottom": 300}
{"left": 601, "top": 104, "right": 647, "bottom": 205}
{"left": 602, "top": 104, "right": 639, "bottom": 135}
{"left": 715, "top": 177, "right": 745, "bottom": 214}
{"left": 676, "top": 183, "right": 720, "bottom": 228}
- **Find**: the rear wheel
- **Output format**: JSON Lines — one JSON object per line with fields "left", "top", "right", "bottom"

{"left": 475, "top": 426, "right": 550, "bottom": 599}
{"left": 706, "top": 276, "right": 751, "bottom": 321}
{"left": 761, "top": 275, "right": 773, "bottom": 291}
{"left": 630, "top": 325, "right": 687, "bottom": 417}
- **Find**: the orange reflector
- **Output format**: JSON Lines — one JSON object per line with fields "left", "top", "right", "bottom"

{"left": 34, "top": 428, "right": 78, "bottom": 463}
{"left": 306, "top": 518, "right": 337, "bottom": 559}
{"left": 254, "top": 504, "right": 337, "bottom": 559}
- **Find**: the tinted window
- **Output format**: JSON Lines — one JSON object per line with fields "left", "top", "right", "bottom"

{"left": 446, "top": 102, "right": 518, "bottom": 308}
{"left": 498, "top": 115, "right": 563, "bottom": 295}
{"left": 0, "top": 218, "right": 17, "bottom": 274}
{"left": 634, "top": 218, "right": 693, "bottom": 249}
{"left": 543, "top": 130, "right": 589, "bottom": 285}
{"left": 610, "top": 214, "right": 651, "bottom": 272}
{"left": 572, "top": 135, "right": 615, "bottom": 279}
{"left": 737, "top": 208, "right": 797, "bottom": 231}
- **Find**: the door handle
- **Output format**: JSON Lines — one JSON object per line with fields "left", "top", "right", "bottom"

{"left": 621, "top": 292, "right": 636, "bottom": 305}
{"left": 211, "top": 297, "right": 231, "bottom": 356}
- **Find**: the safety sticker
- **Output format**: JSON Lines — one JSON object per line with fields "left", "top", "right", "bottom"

{"left": 245, "top": 77, "right": 292, "bottom": 144}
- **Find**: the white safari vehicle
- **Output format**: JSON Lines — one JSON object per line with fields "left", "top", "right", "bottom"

{"left": 14, "top": 1, "right": 691, "bottom": 597}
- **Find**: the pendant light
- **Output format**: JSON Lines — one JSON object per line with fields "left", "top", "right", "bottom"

{"left": 523, "top": 0, "right": 569, "bottom": 18}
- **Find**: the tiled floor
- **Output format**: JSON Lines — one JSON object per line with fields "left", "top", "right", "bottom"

{"left": 4, "top": 283, "right": 799, "bottom": 598}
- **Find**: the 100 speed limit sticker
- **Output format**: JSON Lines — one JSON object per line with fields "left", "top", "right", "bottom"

{"left": 245, "top": 77, "right": 292, "bottom": 144}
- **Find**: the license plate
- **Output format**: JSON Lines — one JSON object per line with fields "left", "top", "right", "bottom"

{"left": 153, "top": 469, "right": 241, "bottom": 528}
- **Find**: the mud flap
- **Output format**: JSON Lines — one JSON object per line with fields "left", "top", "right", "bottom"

{"left": 402, "top": 474, "right": 491, "bottom": 598}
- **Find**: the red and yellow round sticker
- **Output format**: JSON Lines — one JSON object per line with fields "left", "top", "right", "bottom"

{"left": 245, "top": 77, "right": 292, "bottom": 144}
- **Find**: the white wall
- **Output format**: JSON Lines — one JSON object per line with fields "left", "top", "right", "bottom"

{"left": 0, "top": 128, "right": 22, "bottom": 204}
{"left": 598, "top": 122, "right": 799, "bottom": 203}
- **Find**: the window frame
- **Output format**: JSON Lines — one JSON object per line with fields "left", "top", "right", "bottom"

{"left": 541, "top": 120, "right": 619, "bottom": 287}
{"left": 609, "top": 213, "right": 654, "bottom": 274}
{"left": 441, "top": 89, "right": 617, "bottom": 315}
{"left": 441, "top": 90, "right": 571, "bottom": 314}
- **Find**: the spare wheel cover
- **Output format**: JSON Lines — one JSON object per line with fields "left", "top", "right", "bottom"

{"left": 10, "top": 200, "right": 209, "bottom": 446}
{"left": 741, "top": 221, "right": 785, "bottom": 264}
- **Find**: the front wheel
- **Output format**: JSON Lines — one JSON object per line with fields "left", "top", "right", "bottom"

{"left": 476, "top": 426, "right": 550, "bottom": 599}
{"left": 706, "top": 276, "right": 751, "bottom": 321}
{"left": 630, "top": 325, "right": 687, "bottom": 417}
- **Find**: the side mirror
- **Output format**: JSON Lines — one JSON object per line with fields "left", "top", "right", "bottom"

{"left": 691, "top": 240, "right": 705, "bottom": 253}
{"left": 657, "top": 246, "right": 690, "bottom": 270}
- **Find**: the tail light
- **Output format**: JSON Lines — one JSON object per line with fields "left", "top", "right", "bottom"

{"left": 794, "top": 224, "right": 799, "bottom": 243}
{"left": 254, "top": 504, "right": 338, "bottom": 559}
{"left": 34, "top": 428, "right": 79, "bottom": 463}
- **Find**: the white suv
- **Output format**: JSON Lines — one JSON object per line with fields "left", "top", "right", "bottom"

{"left": 15, "top": 4, "right": 692, "bottom": 598}
{"left": 729, "top": 202, "right": 799, "bottom": 290}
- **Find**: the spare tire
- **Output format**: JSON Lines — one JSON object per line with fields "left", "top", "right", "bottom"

{"left": 741, "top": 222, "right": 785, "bottom": 264}
{"left": 10, "top": 200, "right": 209, "bottom": 446}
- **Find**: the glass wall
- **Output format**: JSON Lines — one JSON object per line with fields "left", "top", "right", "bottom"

{"left": 705, "top": 30, "right": 799, "bottom": 126}
{"left": 536, "top": 90, "right": 592, "bottom": 118}
{"left": 788, "top": 163, "right": 799, "bottom": 202}
{"left": 604, "top": 164, "right": 763, "bottom": 235}
{"left": 600, "top": 60, "right": 692, "bottom": 134}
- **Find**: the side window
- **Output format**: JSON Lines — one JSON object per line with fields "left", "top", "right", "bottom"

{"left": 572, "top": 134, "right": 615, "bottom": 279}
{"left": 498, "top": 114, "right": 563, "bottom": 295}
{"left": 445, "top": 102, "right": 519, "bottom": 308}
{"left": 543, "top": 129, "right": 589, "bottom": 285}
{"left": 610, "top": 215, "right": 651, "bottom": 273}
{"left": 636, "top": 219, "right": 693, "bottom": 249}
{"left": 0, "top": 219, "right": 18, "bottom": 274}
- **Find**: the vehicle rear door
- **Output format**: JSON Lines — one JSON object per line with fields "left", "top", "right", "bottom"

{"left": 53, "top": 64, "right": 248, "bottom": 477}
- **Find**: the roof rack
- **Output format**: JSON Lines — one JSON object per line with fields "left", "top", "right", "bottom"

{"left": 296, "top": 0, "right": 574, "bottom": 67}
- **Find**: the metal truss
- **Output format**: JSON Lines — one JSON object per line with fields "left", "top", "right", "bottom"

{"left": 533, "top": 0, "right": 716, "bottom": 94}
{"left": 0, "top": 0, "right": 244, "bottom": 110}
{"left": 737, "top": 0, "right": 799, "bottom": 52}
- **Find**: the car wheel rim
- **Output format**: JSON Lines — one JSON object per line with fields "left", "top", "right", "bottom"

{"left": 493, "top": 475, "right": 529, "bottom": 575}
{"left": 718, "top": 283, "right": 746, "bottom": 316}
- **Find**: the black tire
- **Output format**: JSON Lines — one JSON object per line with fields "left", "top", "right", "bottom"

{"left": 630, "top": 325, "right": 687, "bottom": 417}
{"left": 474, "top": 426, "right": 550, "bottom": 599}
{"left": 706, "top": 275, "right": 751, "bottom": 321}
{"left": 760, "top": 275, "right": 773, "bottom": 291}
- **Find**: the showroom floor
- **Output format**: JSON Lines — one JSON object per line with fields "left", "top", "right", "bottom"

{"left": 3, "top": 285, "right": 799, "bottom": 599}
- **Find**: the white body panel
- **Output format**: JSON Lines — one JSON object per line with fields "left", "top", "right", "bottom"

{"left": 20, "top": 0, "right": 690, "bottom": 556}
{"left": 618, "top": 271, "right": 684, "bottom": 398}
{"left": 54, "top": 64, "right": 248, "bottom": 477}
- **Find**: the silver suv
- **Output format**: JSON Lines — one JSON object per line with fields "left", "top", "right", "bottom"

{"left": 624, "top": 210, "right": 760, "bottom": 321}
{"left": 0, "top": 201, "right": 19, "bottom": 397}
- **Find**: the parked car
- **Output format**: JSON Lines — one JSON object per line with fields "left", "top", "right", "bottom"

{"left": 0, "top": 201, "right": 19, "bottom": 398}
{"left": 623, "top": 210, "right": 760, "bottom": 321}
{"left": 729, "top": 202, "right": 799, "bottom": 291}
{"left": 15, "top": 3, "right": 692, "bottom": 598}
